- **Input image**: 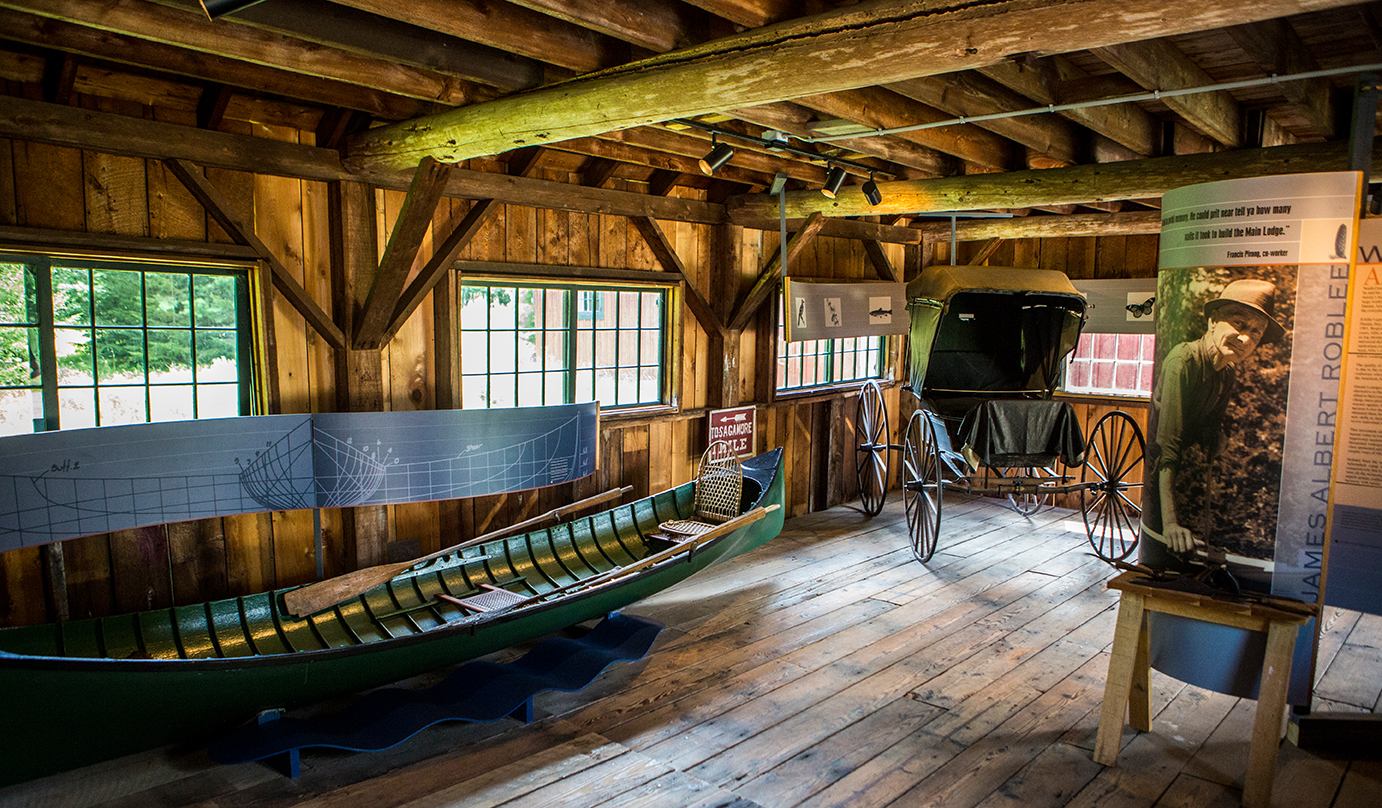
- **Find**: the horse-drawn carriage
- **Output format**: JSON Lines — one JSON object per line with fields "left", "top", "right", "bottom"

{"left": 855, "top": 265, "right": 1146, "bottom": 564}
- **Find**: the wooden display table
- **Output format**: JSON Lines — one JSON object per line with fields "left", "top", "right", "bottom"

{"left": 1093, "top": 571, "right": 1317, "bottom": 808}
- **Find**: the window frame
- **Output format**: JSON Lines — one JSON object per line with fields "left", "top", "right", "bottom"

{"left": 457, "top": 277, "right": 674, "bottom": 412}
{"left": 1061, "top": 331, "right": 1156, "bottom": 400}
{"left": 0, "top": 253, "right": 257, "bottom": 433}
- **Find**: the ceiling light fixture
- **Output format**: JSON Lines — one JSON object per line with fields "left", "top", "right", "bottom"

{"left": 698, "top": 136, "right": 735, "bottom": 175}
{"left": 821, "top": 165, "right": 847, "bottom": 199}
{"left": 862, "top": 172, "right": 882, "bottom": 205}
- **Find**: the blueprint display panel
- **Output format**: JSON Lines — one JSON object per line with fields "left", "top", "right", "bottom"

{"left": 0, "top": 403, "right": 598, "bottom": 551}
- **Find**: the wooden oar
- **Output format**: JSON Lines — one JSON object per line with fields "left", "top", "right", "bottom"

{"left": 448, "top": 504, "right": 781, "bottom": 620}
{"left": 283, "top": 486, "right": 632, "bottom": 617}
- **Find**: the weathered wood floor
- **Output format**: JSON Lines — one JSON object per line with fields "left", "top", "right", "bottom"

{"left": 6, "top": 493, "right": 1381, "bottom": 808}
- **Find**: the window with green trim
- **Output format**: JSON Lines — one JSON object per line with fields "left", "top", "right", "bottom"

{"left": 459, "top": 282, "right": 667, "bottom": 410}
{"left": 0, "top": 256, "right": 255, "bottom": 436}
{"left": 775, "top": 298, "right": 887, "bottom": 391}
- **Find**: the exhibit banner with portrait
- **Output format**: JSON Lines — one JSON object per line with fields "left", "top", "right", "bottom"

{"left": 1147, "top": 171, "right": 1362, "bottom": 701}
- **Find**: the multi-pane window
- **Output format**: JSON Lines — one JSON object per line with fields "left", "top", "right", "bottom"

{"left": 459, "top": 282, "right": 667, "bottom": 410}
{"left": 1063, "top": 332, "right": 1155, "bottom": 397}
{"left": 775, "top": 299, "right": 886, "bottom": 391}
{"left": 0, "top": 257, "right": 254, "bottom": 436}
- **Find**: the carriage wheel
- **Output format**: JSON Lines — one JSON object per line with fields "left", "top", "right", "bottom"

{"left": 1080, "top": 411, "right": 1146, "bottom": 563}
{"left": 998, "top": 466, "right": 1055, "bottom": 516}
{"left": 855, "top": 380, "right": 890, "bottom": 516}
{"left": 903, "top": 410, "right": 943, "bottom": 563}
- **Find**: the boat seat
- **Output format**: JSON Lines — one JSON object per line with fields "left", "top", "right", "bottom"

{"left": 436, "top": 585, "right": 527, "bottom": 613}
{"left": 659, "top": 440, "right": 742, "bottom": 539}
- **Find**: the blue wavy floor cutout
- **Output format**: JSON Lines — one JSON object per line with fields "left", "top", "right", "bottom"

{"left": 208, "top": 612, "right": 663, "bottom": 774}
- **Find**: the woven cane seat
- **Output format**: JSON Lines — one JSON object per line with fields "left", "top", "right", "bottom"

{"left": 659, "top": 440, "right": 743, "bottom": 538}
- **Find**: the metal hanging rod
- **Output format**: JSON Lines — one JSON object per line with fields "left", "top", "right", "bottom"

{"left": 804, "top": 63, "right": 1382, "bottom": 144}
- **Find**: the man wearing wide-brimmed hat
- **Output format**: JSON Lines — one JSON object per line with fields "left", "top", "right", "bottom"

{"left": 1141, "top": 278, "right": 1285, "bottom": 564}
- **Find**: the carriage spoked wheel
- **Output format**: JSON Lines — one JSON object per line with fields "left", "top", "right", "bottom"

{"left": 903, "top": 410, "right": 943, "bottom": 563}
{"left": 995, "top": 466, "right": 1056, "bottom": 516}
{"left": 1079, "top": 411, "right": 1147, "bottom": 563}
{"left": 855, "top": 380, "right": 890, "bottom": 516}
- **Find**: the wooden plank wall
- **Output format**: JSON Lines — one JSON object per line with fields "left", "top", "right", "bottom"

{"left": 0, "top": 113, "right": 1157, "bottom": 627}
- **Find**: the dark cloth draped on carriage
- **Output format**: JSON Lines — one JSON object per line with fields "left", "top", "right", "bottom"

{"left": 958, "top": 399, "right": 1085, "bottom": 468}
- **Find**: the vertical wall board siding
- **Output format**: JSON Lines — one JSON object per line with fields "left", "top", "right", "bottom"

{"left": 1094, "top": 235, "right": 1129, "bottom": 279}
{"left": 1038, "top": 237, "right": 1068, "bottom": 274}
{"left": 147, "top": 107, "right": 206, "bottom": 241}
{"left": 507, "top": 201, "right": 537, "bottom": 264}
{"left": 1127, "top": 234, "right": 1160, "bottom": 275}
{"left": 570, "top": 211, "right": 595, "bottom": 267}
{"left": 224, "top": 512, "right": 275, "bottom": 597}
{"left": 82, "top": 152, "right": 148, "bottom": 238}
{"left": 791, "top": 403, "right": 812, "bottom": 517}
{"left": 602, "top": 426, "right": 626, "bottom": 501}
{"left": 108, "top": 525, "right": 172, "bottom": 615}
{"left": 599, "top": 211, "right": 625, "bottom": 269}
{"left": 624, "top": 425, "right": 651, "bottom": 500}
{"left": 0, "top": 138, "right": 17, "bottom": 226}
{"left": 1069, "top": 237, "right": 1097, "bottom": 277}
{"left": 166, "top": 518, "right": 228, "bottom": 608}
{"left": 649, "top": 420, "right": 673, "bottom": 495}
{"left": 1012, "top": 239, "right": 1040, "bottom": 268}
{"left": 0, "top": 547, "right": 44, "bottom": 627}
{"left": 13, "top": 141, "right": 84, "bottom": 230}
{"left": 301, "top": 179, "right": 338, "bottom": 417}
{"left": 266, "top": 509, "right": 316, "bottom": 588}
{"left": 63, "top": 533, "right": 115, "bottom": 620}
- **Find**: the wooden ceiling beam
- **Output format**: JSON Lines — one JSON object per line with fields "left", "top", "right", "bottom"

{"left": 885, "top": 73, "right": 1084, "bottom": 167}
{"left": 605, "top": 126, "right": 828, "bottom": 184}
{"left": 1226, "top": 19, "right": 1336, "bottom": 139}
{"left": 732, "top": 102, "right": 954, "bottom": 178}
{"left": 0, "top": 0, "right": 485, "bottom": 105}
{"left": 911, "top": 210, "right": 1162, "bottom": 239}
{"left": 183, "top": 0, "right": 545, "bottom": 93}
{"left": 1092, "top": 39, "right": 1244, "bottom": 147}
{"left": 726, "top": 136, "right": 1372, "bottom": 222}
{"left": 505, "top": 0, "right": 705, "bottom": 53}
{"left": 346, "top": 0, "right": 1359, "bottom": 170}
{"left": 330, "top": 0, "right": 625, "bottom": 74}
{"left": 794, "top": 87, "right": 1020, "bottom": 172}
{"left": 0, "top": 7, "right": 443, "bottom": 120}
{"left": 678, "top": 0, "right": 797, "bottom": 29}
{"left": 863, "top": 239, "right": 900, "bottom": 282}
{"left": 977, "top": 55, "right": 1163, "bottom": 157}
{"left": 0, "top": 94, "right": 727, "bottom": 224}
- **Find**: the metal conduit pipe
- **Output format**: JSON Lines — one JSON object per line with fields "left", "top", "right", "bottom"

{"left": 805, "top": 63, "right": 1382, "bottom": 144}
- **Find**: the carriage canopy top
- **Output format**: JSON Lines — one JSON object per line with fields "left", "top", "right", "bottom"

{"left": 906, "top": 265, "right": 1086, "bottom": 398}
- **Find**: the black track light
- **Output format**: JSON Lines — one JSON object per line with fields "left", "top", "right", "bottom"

{"left": 199, "top": 0, "right": 269, "bottom": 19}
{"left": 862, "top": 173, "right": 882, "bottom": 205}
{"left": 821, "top": 165, "right": 847, "bottom": 199}
{"left": 698, "top": 138, "right": 735, "bottom": 175}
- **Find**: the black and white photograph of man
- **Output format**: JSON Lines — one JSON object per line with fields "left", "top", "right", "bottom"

{"left": 1140, "top": 267, "right": 1297, "bottom": 581}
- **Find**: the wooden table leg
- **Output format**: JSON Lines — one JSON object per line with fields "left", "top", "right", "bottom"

{"left": 1094, "top": 591, "right": 1147, "bottom": 766}
{"left": 1130, "top": 612, "right": 1152, "bottom": 732}
{"left": 1243, "top": 620, "right": 1296, "bottom": 808}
